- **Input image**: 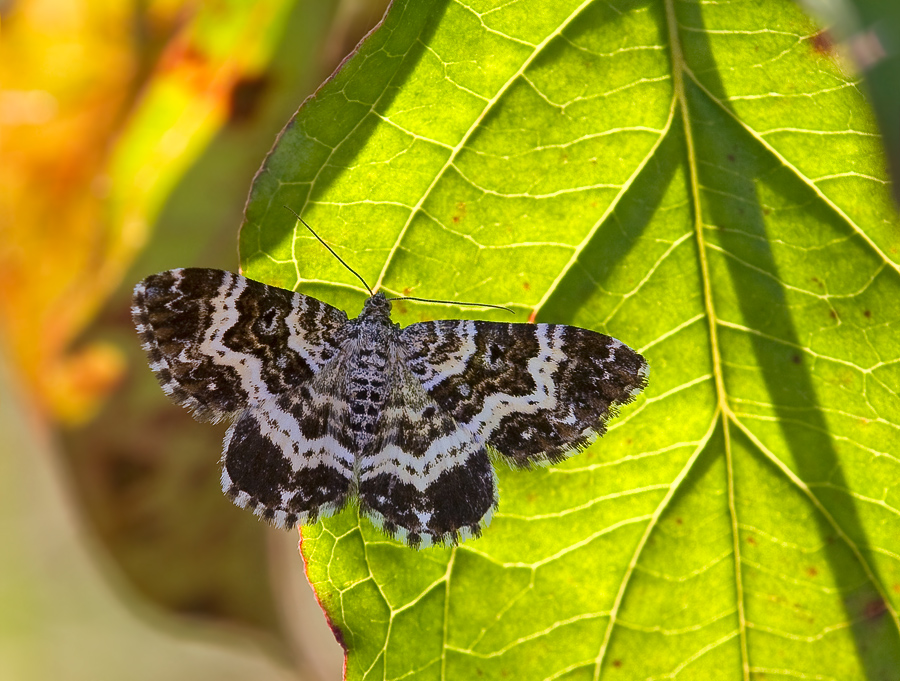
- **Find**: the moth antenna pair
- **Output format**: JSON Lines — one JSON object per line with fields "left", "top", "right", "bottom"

{"left": 284, "top": 206, "right": 513, "bottom": 315}
{"left": 284, "top": 206, "right": 374, "bottom": 296}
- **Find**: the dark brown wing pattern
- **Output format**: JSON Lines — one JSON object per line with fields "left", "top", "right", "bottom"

{"left": 132, "top": 268, "right": 348, "bottom": 422}
{"left": 399, "top": 320, "right": 648, "bottom": 466}
{"left": 357, "top": 354, "right": 498, "bottom": 547}
{"left": 133, "top": 268, "right": 355, "bottom": 528}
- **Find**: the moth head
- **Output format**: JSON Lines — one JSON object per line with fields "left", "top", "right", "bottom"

{"left": 361, "top": 291, "right": 392, "bottom": 318}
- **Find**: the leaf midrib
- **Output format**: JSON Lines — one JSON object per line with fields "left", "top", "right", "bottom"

{"left": 658, "top": 0, "right": 754, "bottom": 677}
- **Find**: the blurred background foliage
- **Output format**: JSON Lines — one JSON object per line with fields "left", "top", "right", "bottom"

{"left": 0, "top": 0, "right": 389, "bottom": 679}
{"left": 2, "top": 0, "right": 900, "bottom": 680}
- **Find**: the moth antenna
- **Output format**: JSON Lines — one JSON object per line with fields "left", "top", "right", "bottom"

{"left": 284, "top": 206, "right": 374, "bottom": 296}
{"left": 388, "top": 296, "right": 514, "bottom": 315}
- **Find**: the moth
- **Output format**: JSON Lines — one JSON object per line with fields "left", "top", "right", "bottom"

{"left": 133, "top": 233, "right": 648, "bottom": 548}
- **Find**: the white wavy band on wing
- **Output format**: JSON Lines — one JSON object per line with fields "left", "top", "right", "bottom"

{"left": 200, "top": 273, "right": 353, "bottom": 473}
{"left": 285, "top": 295, "right": 345, "bottom": 372}
{"left": 406, "top": 320, "right": 478, "bottom": 391}
{"left": 358, "top": 426, "right": 483, "bottom": 491}
{"left": 465, "top": 324, "right": 563, "bottom": 437}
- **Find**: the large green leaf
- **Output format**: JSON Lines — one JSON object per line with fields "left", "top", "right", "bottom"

{"left": 241, "top": 0, "right": 900, "bottom": 677}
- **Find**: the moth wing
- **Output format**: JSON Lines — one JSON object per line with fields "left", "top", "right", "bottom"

{"left": 132, "top": 268, "right": 348, "bottom": 422}
{"left": 133, "top": 268, "right": 355, "bottom": 527}
{"left": 357, "top": 355, "right": 497, "bottom": 548}
{"left": 220, "top": 362, "right": 356, "bottom": 528}
{"left": 400, "top": 320, "right": 648, "bottom": 466}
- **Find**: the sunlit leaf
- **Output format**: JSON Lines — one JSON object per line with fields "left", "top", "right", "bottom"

{"left": 798, "top": 0, "right": 900, "bottom": 205}
{"left": 242, "top": 0, "right": 900, "bottom": 677}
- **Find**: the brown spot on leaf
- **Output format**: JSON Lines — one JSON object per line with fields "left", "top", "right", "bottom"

{"left": 453, "top": 202, "right": 466, "bottom": 224}
{"left": 523, "top": 281, "right": 531, "bottom": 291}
{"left": 864, "top": 309, "right": 872, "bottom": 318}
{"left": 612, "top": 660, "right": 622, "bottom": 668}
{"left": 747, "top": 535, "right": 757, "bottom": 545}
{"left": 806, "top": 566, "right": 818, "bottom": 577}
{"left": 675, "top": 517, "right": 683, "bottom": 525}
{"left": 809, "top": 30, "right": 834, "bottom": 55}
{"left": 792, "top": 354, "right": 801, "bottom": 364}
{"left": 829, "top": 310, "right": 838, "bottom": 320}
{"left": 328, "top": 619, "right": 347, "bottom": 650}
{"left": 865, "top": 598, "right": 887, "bottom": 620}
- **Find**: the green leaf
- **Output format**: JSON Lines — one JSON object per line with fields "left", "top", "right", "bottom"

{"left": 241, "top": 0, "right": 900, "bottom": 677}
